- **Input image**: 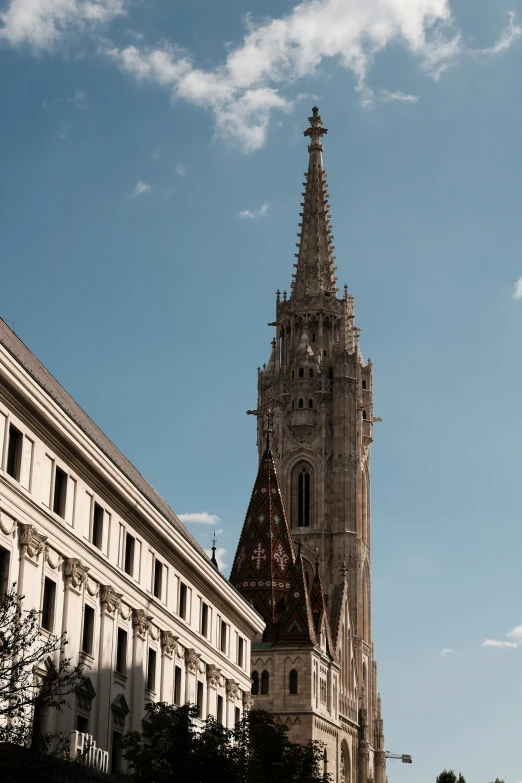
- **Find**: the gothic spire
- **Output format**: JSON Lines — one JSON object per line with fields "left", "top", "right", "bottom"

{"left": 230, "top": 444, "right": 316, "bottom": 646}
{"left": 309, "top": 559, "right": 335, "bottom": 658}
{"left": 292, "top": 107, "right": 337, "bottom": 300}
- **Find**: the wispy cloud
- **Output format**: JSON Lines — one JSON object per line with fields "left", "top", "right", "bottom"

{"left": 204, "top": 546, "right": 227, "bottom": 571}
{"left": 1, "top": 1, "right": 521, "bottom": 152}
{"left": 238, "top": 203, "right": 269, "bottom": 220}
{"left": 130, "top": 179, "right": 151, "bottom": 198}
{"left": 43, "top": 88, "right": 88, "bottom": 111}
{"left": 441, "top": 648, "right": 454, "bottom": 658}
{"left": 174, "top": 164, "right": 186, "bottom": 176}
{"left": 178, "top": 512, "right": 220, "bottom": 525}
{"left": 481, "top": 625, "right": 522, "bottom": 648}
{"left": 151, "top": 151, "right": 161, "bottom": 161}
{"left": 512, "top": 277, "right": 522, "bottom": 300}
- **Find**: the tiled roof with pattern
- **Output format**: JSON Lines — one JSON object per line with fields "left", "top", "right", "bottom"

{"left": 0, "top": 318, "right": 207, "bottom": 560}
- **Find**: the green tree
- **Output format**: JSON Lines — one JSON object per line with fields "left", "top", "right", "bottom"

{"left": 122, "top": 703, "right": 330, "bottom": 783}
{"left": 488, "top": 779, "right": 505, "bottom": 783}
{"left": 436, "top": 772, "right": 466, "bottom": 783}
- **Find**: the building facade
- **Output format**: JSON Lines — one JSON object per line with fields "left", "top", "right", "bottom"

{"left": 230, "top": 108, "right": 386, "bottom": 783}
{"left": 0, "top": 319, "right": 264, "bottom": 775}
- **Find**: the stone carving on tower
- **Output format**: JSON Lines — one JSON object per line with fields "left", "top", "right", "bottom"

{"left": 231, "top": 108, "right": 385, "bottom": 783}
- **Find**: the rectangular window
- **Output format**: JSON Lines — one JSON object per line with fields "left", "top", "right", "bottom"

{"left": 196, "top": 681, "right": 204, "bottom": 718}
{"left": 53, "top": 467, "right": 67, "bottom": 518}
{"left": 92, "top": 503, "right": 104, "bottom": 549}
{"left": 116, "top": 628, "right": 127, "bottom": 675}
{"left": 238, "top": 636, "right": 244, "bottom": 668}
{"left": 124, "top": 533, "right": 135, "bottom": 576}
{"left": 153, "top": 559, "right": 163, "bottom": 599}
{"left": 0, "top": 547, "right": 10, "bottom": 599}
{"left": 6, "top": 425, "right": 22, "bottom": 480}
{"left": 220, "top": 620, "right": 227, "bottom": 654}
{"left": 201, "top": 602, "right": 208, "bottom": 638}
{"left": 235, "top": 707, "right": 241, "bottom": 728}
{"left": 217, "top": 695, "right": 223, "bottom": 725}
{"left": 41, "top": 578, "right": 56, "bottom": 632}
{"left": 81, "top": 605, "right": 95, "bottom": 656}
{"left": 111, "top": 731, "right": 122, "bottom": 775}
{"left": 174, "top": 666, "right": 182, "bottom": 706}
{"left": 179, "top": 582, "right": 187, "bottom": 620}
{"left": 147, "top": 648, "right": 157, "bottom": 692}
{"left": 76, "top": 715, "right": 89, "bottom": 733}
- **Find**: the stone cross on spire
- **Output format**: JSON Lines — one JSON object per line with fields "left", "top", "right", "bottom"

{"left": 292, "top": 107, "right": 337, "bottom": 300}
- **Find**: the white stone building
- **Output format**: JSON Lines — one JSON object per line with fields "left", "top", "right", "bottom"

{"left": 0, "top": 318, "right": 264, "bottom": 775}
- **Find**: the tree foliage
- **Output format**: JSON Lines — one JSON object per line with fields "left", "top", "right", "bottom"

{"left": 0, "top": 586, "right": 83, "bottom": 748}
{"left": 436, "top": 772, "right": 466, "bottom": 783}
{"left": 122, "top": 702, "right": 330, "bottom": 783}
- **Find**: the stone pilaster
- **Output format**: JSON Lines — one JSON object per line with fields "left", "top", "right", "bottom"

{"left": 58, "top": 557, "right": 88, "bottom": 736}
{"left": 160, "top": 630, "right": 177, "bottom": 703}
{"left": 225, "top": 678, "right": 239, "bottom": 729}
{"left": 374, "top": 750, "right": 386, "bottom": 783}
{"left": 184, "top": 648, "right": 200, "bottom": 706}
{"left": 96, "top": 586, "right": 122, "bottom": 745}
{"left": 17, "top": 523, "right": 46, "bottom": 604}
{"left": 206, "top": 663, "right": 221, "bottom": 718}
{"left": 131, "top": 608, "right": 151, "bottom": 730}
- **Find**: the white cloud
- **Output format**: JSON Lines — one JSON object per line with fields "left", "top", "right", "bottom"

{"left": 441, "top": 648, "right": 454, "bottom": 657}
{"left": 506, "top": 625, "right": 522, "bottom": 641}
{"left": 130, "top": 179, "right": 151, "bottom": 198}
{"left": 204, "top": 546, "right": 227, "bottom": 571}
{"left": 0, "top": 0, "right": 127, "bottom": 51}
{"left": 174, "top": 164, "right": 186, "bottom": 176}
{"left": 380, "top": 90, "right": 419, "bottom": 104}
{"left": 512, "top": 277, "right": 522, "bottom": 300}
{"left": 481, "top": 639, "right": 518, "bottom": 648}
{"left": 238, "top": 203, "right": 269, "bottom": 220}
{"left": 43, "top": 87, "right": 88, "bottom": 110}
{"left": 470, "top": 11, "right": 522, "bottom": 57}
{"left": 178, "top": 512, "right": 220, "bottom": 525}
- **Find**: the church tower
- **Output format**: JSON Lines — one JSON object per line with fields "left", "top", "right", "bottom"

{"left": 240, "top": 108, "right": 386, "bottom": 782}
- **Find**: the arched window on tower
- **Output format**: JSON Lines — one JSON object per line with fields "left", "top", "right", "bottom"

{"left": 298, "top": 399, "right": 304, "bottom": 409}
{"left": 297, "top": 466, "right": 311, "bottom": 527}
{"left": 362, "top": 410, "right": 367, "bottom": 420}
{"left": 289, "top": 669, "right": 298, "bottom": 694}
{"left": 261, "top": 670, "right": 269, "bottom": 695}
{"left": 308, "top": 399, "right": 313, "bottom": 408}
{"left": 251, "top": 671, "right": 259, "bottom": 695}
{"left": 309, "top": 368, "right": 314, "bottom": 378}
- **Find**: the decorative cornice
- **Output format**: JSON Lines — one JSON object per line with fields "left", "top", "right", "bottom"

{"left": 0, "top": 509, "right": 16, "bottom": 536}
{"left": 99, "top": 584, "right": 122, "bottom": 615}
{"left": 225, "top": 678, "right": 239, "bottom": 701}
{"left": 206, "top": 663, "right": 221, "bottom": 688}
{"left": 160, "top": 630, "right": 178, "bottom": 658}
{"left": 18, "top": 523, "right": 47, "bottom": 560}
{"left": 184, "top": 648, "right": 200, "bottom": 673}
{"left": 132, "top": 608, "right": 152, "bottom": 639}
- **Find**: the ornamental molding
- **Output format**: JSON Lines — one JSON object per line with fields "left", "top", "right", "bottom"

{"left": 119, "top": 603, "right": 131, "bottom": 621}
{"left": 111, "top": 694, "right": 130, "bottom": 729}
{"left": 225, "top": 679, "right": 239, "bottom": 701}
{"left": 44, "top": 545, "right": 62, "bottom": 570}
{"left": 206, "top": 663, "right": 222, "bottom": 688}
{"left": 86, "top": 578, "right": 99, "bottom": 597}
{"left": 132, "top": 608, "right": 152, "bottom": 639}
{"left": 184, "top": 648, "right": 200, "bottom": 673}
{"left": 0, "top": 509, "right": 16, "bottom": 536}
{"left": 18, "top": 523, "right": 47, "bottom": 560}
{"left": 76, "top": 677, "right": 96, "bottom": 712}
{"left": 242, "top": 692, "right": 254, "bottom": 710}
{"left": 149, "top": 624, "right": 160, "bottom": 642}
{"left": 99, "top": 585, "right": 122, "bottom": 615}
{"left": 64, "top": 558, "right": 89, "bottom": 589}
{"left": 160, "top": 630, "right": 178, "bottom": 658}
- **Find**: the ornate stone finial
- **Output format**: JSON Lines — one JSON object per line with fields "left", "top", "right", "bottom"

{"left": 64, "top": 558, "right": 89, "bottom": 590}
{"left": 225, "top": 678, "right": 239, "bottom": 701}
{"left": 160, "top": 630, "right": 178, "bottom": 658}
{"left": 283, "top": 290, "right": 287, "bottom": 301}
{"left": 99, "top": 585, "right": 122, "bottom": 614}
{"left": 206, "top": 663, "right": 222, "bottom": 688}
{"left": 276, "top": 289, "right": 281, "bottom": 303}
{"left": 242, "top": 691, "right": 254, "bottom": 710}
{"left": 211, "top": 531, "right": 218, "bottom": 569}
{"left": 132, "top": 608, "right": 152, "bottom": 639}
{"left": 18, "top": 523, "right": 47, "bottom": 561}
{"left": 185, "top": 648, "right": 200, "bottom": 673}
{"left": 339, "top": 560, "right": 348, "bottom": 579}
{"left": 304, "top": 107, "right": 328, "bottom": 144}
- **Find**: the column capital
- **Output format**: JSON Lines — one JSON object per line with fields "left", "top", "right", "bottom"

{"left": 99, "top": 584, "right": 122, "bottom": 615}
{"left": 64, "top": 557, "right": 89, "bottom": 589}
{"left": 18, "top": 522, "right": 46, "bottom": 561}
{"left": 132, "top": 608, "right": 152, "bottom": 639}
{"left": 184, "top": 648, "right": 200, "bottom": 673}
{"left": 206, "top": 663, "right": 222, "bottom": 688}
{"left": 225, "top": 678, "right": 239, "bottom": 701}
{"left": 160, "top": 630, "right": 178, "bottom": 658}
{"left": 242, "top": 691, "right": 254, "bottom": 710}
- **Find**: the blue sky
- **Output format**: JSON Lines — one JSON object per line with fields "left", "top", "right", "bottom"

{"left": 2, "top": 0, "right": 522, "bottom": 779}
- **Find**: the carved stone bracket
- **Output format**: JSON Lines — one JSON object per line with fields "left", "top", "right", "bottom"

{"left": 18, "top": 523, "right": 47, "bottom": 561}
{"left": 63, "top": 558, "right": 89, "bottom": 589}
{"left": 184, "top": 648, "right": 200, "bottom": 673}
{"left": 132, "top": 608, "right": 152, "bottom": 639}
{"left": 206, "top": 663, "right": 222, "bottom": 688}
{"left": 225, "top": 678, "right": 239, "bottom": 701}
{"left": 242, "top": 691, "right": 254, "bottom": 710}
{"left": 160, "top": 630, "right": 178, "bottom": 658}
{"left": 99, "top": 585, "right": 123, "bottom": 615}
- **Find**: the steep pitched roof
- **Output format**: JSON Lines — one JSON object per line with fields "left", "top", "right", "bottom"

{"left": 0, "top": 318, "right": 206, "bottom": 560}
{"left": 230, "top": 442, "right": 316, "bottom": 646}
{"left": 291, "top": 107, "right": 337, "bottom": 301}
{"left": 309, "top": 561, "right": 335, "bottom": 659}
